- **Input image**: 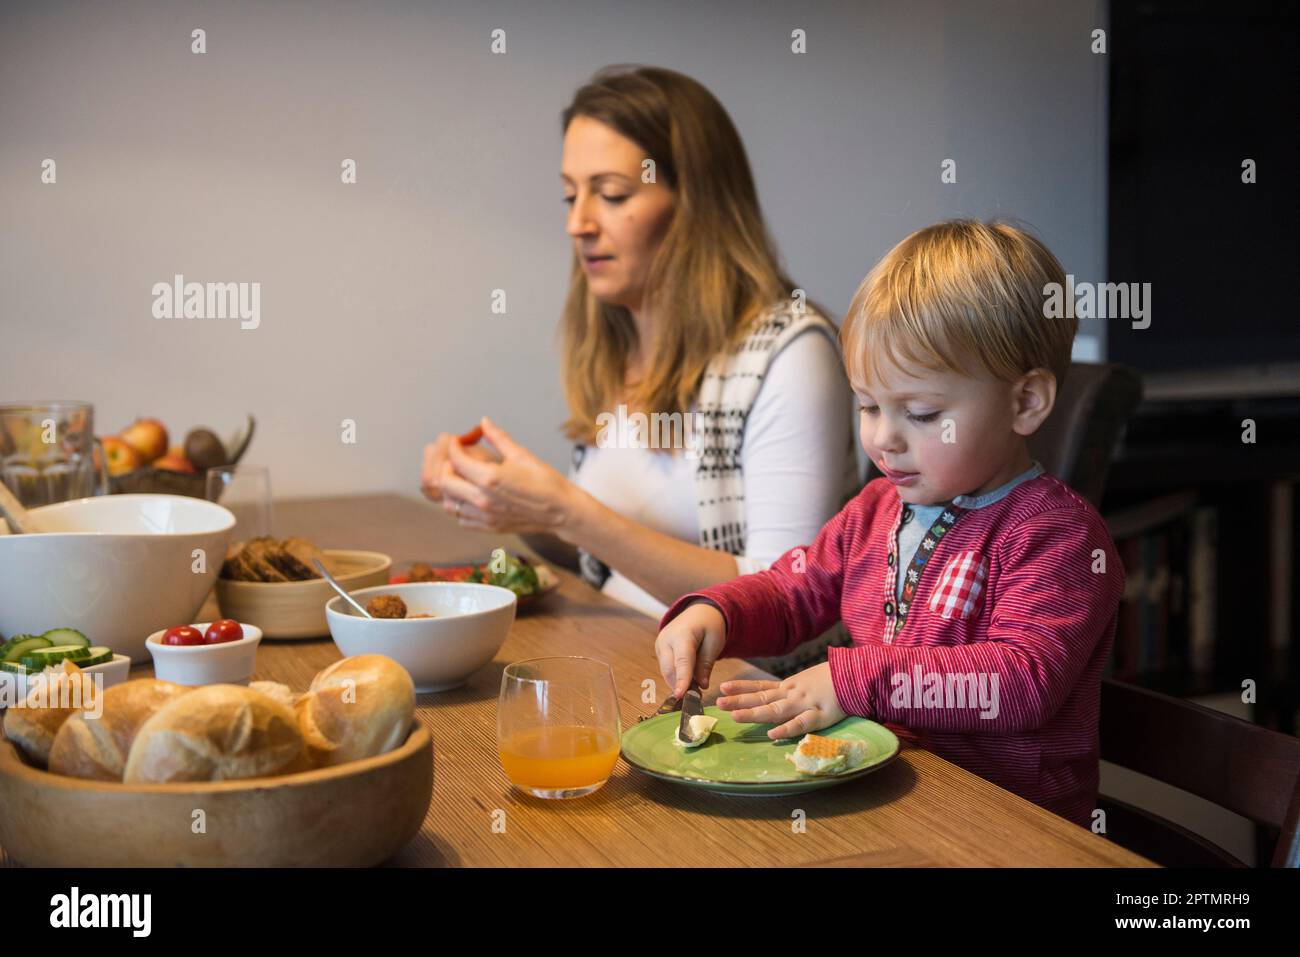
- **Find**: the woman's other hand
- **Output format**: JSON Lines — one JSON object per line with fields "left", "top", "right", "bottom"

{"left": 420, "top": 427, "right": 498, "bottom": 502}
{"left": 437, "top": 417, "right": 577, "bottom": 535}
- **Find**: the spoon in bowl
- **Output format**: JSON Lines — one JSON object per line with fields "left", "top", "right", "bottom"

{"left": 0, "top": 481, "right": 33, "bottom": 534}
{"left": 312, "top": 557, "right": 373, "bottom": 618}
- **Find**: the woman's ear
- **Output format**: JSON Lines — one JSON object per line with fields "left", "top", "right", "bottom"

{"left": 1011, "top": 368, "right": 1057, "bottom": 436}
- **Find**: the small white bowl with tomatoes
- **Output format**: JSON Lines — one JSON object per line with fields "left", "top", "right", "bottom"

{"left": 144, "top": 620, "right": 262, "bottom": 686}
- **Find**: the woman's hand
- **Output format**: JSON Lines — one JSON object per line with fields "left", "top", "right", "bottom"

{"left": 435, "top": 417, "right": 577, "bottom": 535}
{"left": 716, "top": 663, "right": 847, "bottom": 740}
{"left": 419, "top": 429, "right": 497, "bottom": 503}
{"left": 655, "top": 601, "right": 727, "bottom": 698}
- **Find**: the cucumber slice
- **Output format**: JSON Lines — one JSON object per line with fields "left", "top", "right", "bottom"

{"left": 1, "top": 634, "right": 35, "bottom": 657}
{"left": 2, "top": 635, "right": 51, "bottom": 663}
{"left": 74, "top": 647, "right": 113, "bottom": 668}
{"left": 0, "top": 660, "right": 29, "bottom": 675}
{"left": 39, "top": 628, "right": 90, "bottom": 649}
{"left": 21, "top": 644, "right": 92, "bottom": 669}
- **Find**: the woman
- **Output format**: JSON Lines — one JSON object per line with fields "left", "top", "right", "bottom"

{"left": 421, "top": 65, "right": 857, "bottom": 640}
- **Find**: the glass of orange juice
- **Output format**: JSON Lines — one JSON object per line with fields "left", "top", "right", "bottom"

{"left": 497, "top": 656, "right": 621, "bottom": 799}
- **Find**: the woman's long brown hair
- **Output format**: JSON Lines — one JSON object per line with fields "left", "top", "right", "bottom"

{"left": 560, "top": 65, "right": 797, "bottom": 445}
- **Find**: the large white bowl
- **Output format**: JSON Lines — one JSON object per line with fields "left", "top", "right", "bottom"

{"left": 0, "top": 494, "right": 235, "bottom": 662}
{"left": 326, "top": 582, "right": 517, "bottom": 692}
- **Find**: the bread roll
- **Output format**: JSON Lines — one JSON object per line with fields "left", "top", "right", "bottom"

{"left": 49, "top": 679, "right": 189, "bottom": 781}
{"left": 124, "top": 684, "right": 303, "bottom": 783}
{"left": 249, "top": 680, "right": 298, "bottom": 711}
{"left": 3, "top": 660, "right": 100, "bottom": 767}
{"left": 296, "top": 655, "right": 414, "bottom": 767}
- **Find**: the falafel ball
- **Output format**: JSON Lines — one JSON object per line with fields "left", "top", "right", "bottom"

{"left": 366, "top": 594, "right": 408, "bottom": 619}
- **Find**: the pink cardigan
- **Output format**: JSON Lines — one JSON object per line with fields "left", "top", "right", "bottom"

{"left": 661, "top": 474, "right": 1125, "bottom": 826}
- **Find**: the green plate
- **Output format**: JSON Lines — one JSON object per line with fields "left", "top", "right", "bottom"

{"left": 620, "top": 707, "right": 900, "bottom": 796}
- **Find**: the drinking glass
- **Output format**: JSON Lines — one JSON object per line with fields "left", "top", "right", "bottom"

{"left": 0, "top": 401, "right": 107, "bottom": 508}
{"left": 497, "top": 656, "right": 622, "bottom": 799}
{"left": 205, "top": 464, "right": 273, "bottom": 541}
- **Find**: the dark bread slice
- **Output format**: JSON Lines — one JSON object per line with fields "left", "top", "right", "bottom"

{"left": 273, "top": 537, "right": 325, "bottom": 580}
{"left": 240, "top": 537, "right": 291, "bottom": 582}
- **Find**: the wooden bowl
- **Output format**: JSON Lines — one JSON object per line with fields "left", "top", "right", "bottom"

{"left": 216, "top": 549, "right": 392, "bottom": 639}
{"left": 0, "top": 722, "right": 432, "bottom": 867}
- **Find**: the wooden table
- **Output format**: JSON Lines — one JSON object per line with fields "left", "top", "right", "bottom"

{"left": 2, "top": 493, "right": 1154, "bottom": 867}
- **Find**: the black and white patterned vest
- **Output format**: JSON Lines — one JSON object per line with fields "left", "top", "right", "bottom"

{"left": 575, "top": 301, "right": 845, "bottom": 590}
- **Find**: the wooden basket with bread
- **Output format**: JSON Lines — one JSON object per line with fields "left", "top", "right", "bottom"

{"left": 0, "top": 654, "right": 432, "bottom": 867}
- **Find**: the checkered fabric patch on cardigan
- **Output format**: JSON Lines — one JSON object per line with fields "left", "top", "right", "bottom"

{"left": 927, "top": 550, "right": 989, "bottom": 620}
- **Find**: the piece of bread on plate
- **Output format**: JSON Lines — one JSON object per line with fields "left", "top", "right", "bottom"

{"left": 786, "top": 733, "right": 870, "bottom": 775}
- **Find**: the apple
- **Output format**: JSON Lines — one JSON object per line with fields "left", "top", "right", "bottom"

{"left": 100, "top": 435, "right": 141, "bottom": 477}
{"left": 119, "top": 418, "right": 169, "bottom": 463}
{"left": 152, "top": 453, "right": 196, "bottom": 473}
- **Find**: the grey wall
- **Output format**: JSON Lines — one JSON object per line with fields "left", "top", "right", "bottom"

{"left": 1, "top": 0, "right": 1109, "bottom": 496}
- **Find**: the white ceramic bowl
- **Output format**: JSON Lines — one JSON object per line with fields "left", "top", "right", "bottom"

{"left": 0, "top": 494, "right": 235, "bottom": 663}
{"left": 326, "top": 583, "right": 516, "bottom": 692}
{"left": 145, "top": 622, "right": 262, "bottom": 686}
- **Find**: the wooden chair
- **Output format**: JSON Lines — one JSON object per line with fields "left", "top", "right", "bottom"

{"left": 1099, "top": 678, "right": 1300, "bottom": 867}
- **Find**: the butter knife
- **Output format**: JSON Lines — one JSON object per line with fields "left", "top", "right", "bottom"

{"left": 639, "top": 691, "right": 681, "bottom": 722}
{"left": 678, "top": 681, "right": 704, "bottom": 741}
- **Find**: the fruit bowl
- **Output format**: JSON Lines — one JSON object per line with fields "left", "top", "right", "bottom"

{"left": 108, "top": 414, "right": 255, "bottom": 499}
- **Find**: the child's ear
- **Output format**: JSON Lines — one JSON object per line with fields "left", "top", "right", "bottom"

{"left": 1011, "top": 368, "right": 1057, "bottom": 435}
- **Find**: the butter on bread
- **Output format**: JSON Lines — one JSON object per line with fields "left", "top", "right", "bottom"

{"left": 786, "top": 733, "right": 869, "bottom": 775}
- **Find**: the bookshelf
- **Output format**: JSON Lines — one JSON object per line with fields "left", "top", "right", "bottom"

{"left": 1099, "top": 377, "right": 1300, "bottom": 737}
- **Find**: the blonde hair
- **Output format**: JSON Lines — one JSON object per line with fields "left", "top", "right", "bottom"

{"left": 840, "top": 220, "right": 1076, "bottom": 392}
{"left": 559, "top": 66, "right": 796, "bottom": 445}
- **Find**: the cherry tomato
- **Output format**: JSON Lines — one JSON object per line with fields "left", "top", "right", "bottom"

{"left": 161, "top": 625, "right": 204, "bottom": 646}
{"left": 204, "top": 619, "right": 244, "bottom": 644}
{"left": 457, "top": 425, "right": 483, "bottom": 446}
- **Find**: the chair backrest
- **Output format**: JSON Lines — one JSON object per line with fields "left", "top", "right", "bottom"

{"left": 1100, "top": 678, "right": 1300, "bottom": 867}
{"left": 1026, "top": 362, "right": 1143, "bottom": 508}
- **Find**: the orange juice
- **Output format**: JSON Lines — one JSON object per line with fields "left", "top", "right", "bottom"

{"left": 499, "top": 725, "right": 620, "bottom": 790}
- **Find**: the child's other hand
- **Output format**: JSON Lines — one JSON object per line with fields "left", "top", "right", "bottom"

{"left": 655, "top": 601, "right": 727, "bottom": 698}
{"left": 717, "top": 662, "right": 847, "bottom": 739}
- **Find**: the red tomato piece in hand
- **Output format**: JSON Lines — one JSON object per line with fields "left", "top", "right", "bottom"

{"left": 203, "top": 619, "right": 244, "bottom": 644}
{"left": 457, "top": 425, "right": 483, "bottom": 446}
{"left": 161, "top": 625, "right": 204, "bottom": 646}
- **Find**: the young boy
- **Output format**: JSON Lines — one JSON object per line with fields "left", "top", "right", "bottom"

{"left": 655, "top": 220, "right": 1124, "bottom": 827}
